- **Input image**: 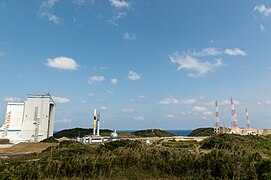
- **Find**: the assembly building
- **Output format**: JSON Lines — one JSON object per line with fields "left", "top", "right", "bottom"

{"left": 0, "top": 94, "right": 55, "bottom": 143}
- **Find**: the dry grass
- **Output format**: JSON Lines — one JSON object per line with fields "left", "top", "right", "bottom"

{"left": 0, "top": 142, "right": 58, "bottom": 153}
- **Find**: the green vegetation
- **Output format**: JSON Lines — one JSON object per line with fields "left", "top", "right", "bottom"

{"left": 161, "top": 140, "right": 198, "bottom": 149}
{"left": 188, "top": 127, "right": 214, "bottom": 136}
{"left": 1, "top": 134, "right": 271, "bottom": 179}
{"left": 0, "top": 138, "right": 10, "bottom": 144}
{"left": 53, "top": 128, "right": 113, "bottom": 138}
{"left": 131, "top": 129, "right": 174, "bottom": 137}
{"left": 201, "top": 133, "right": 271, "bottom": 158}
{"left": 40, "top": 136, "right": 59, "bottom": 143}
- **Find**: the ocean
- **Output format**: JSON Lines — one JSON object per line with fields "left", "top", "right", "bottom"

{"left": 118, "top": 130, "right": 192, "bottom": 136}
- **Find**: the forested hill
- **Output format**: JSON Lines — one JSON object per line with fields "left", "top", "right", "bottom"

{"left": 131, "top": 129, "right": 174, "bottom": 137}
{"left": 188, "top": 127, "right": 214, "bottom": 136}
{"left": 53, "top": 128, "right": 113, "bottom": 138}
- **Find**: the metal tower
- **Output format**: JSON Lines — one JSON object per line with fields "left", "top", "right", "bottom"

{"left": 33, "top": 106, "right": 40, "bottom": 142}
{"left": 214, "top": 100, "right": 220, "bottom": 134}
{"left": 1, "top": 112, "right": 11, "bottom": 138}
{"left": 231, "top": 98, "right": 238, "bottom": 133}
{"left": 246, "top": 108, "right": 250, "bottom": 130}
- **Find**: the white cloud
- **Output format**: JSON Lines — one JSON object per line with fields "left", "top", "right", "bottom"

{"left": 88, "top": 92, "right": 94, "bottom": 96}
{"left": 159, "top": 97, "right": 196, "bottom": 105}
{"left": 180, "top": 112, "right": 187, "bottom": 116}
{"left": 41, "top": 0, "right": 59, "bottom": 8}
{"left": 224, "top": 48, "right": 247, "bottom": 56}
{"left": 167, "top": 114, "right": 175, "bottom": 118}
{"left": 81, "top": 100, "right": 86, "bottom": 104}
{"left": 258, "top": 100, "right": 271, "bottom": 105}
{"left": 193, "top": 48, "right": 222, "bottom": 57}
{"left": 205, "top": 100, "right": 216, "bottom": 106}
{"left": 221, "top": 99, "right": 240, "bottom": 106}
{"left": 112, "top": 12, "right": 127, "bottom": 21}
{"left": 128, "top": 71, "right": 141, "bottom": 80}
{"left": 192, "top": 106, "right": 207, "bottom": 112}
{"left": 134, "top": 116, "right": 145, "bottom": 121}
{"left": 100, "top": 106, "right": 108, "bottom": 110}
{"left": 73, "top": 0, "right": 85, "bottom": 6}
{"left": 179, "top": 99, "right": 196, "bottom": 104}
{"left": 111, "top": 78, "right": 118, "bottom": 85}
{"left": 45, "top": 56, "right": 78, "bottom": 70}
{"left": 106, "top": 90, "right": 114, "bottom": 95}
{"left": 254, "top": 4, "right": 271, "bottom": 16}
{"left": 55, "top": 119, "right": 72, "bottom": 124}
{"left": 108, "top": 0, "right": 131, "bottom": 26}
{"left": 123, "top": 32, "right": 136, "bottom": 40}
{"left": 206, "top": 99, "right": 240, "bottom": 106}
{"left": 122, "top": 108, "right": 134, "bottom": 112}
{"left": 191, "top": 47, "right": 246, "bottom": 57}
{"left": 159, "top": 97, "right": 178, "bottom": 105}
{"left": 170, "top": 53, "right": 223, "bottom": 78}
{"left": 109, "top": 0, "right": 130, "bottom": 8}
{"left": 48, "top": 14, "right": 60, "bottom": 24}
{"left": 138, "top": 95, "right": 146, "bottom": 99}
{"left": 260, "top": 24, "right": 265, "bottom": 31}
{"left": 52, "top": 96, "right": 70, "bottom": 104}
{"left": 4, "top": 97, "right": 22, "bottom": 102}
{"left": 203, "top": 111, "right": 213, "bottom": 116}
{"left": 38, "top": 0, "right": 61, "bottom": 25}
{"left": 73, "top": 0, "right": 95, "bottom": 6}
{"left": 88, "top": 75, "right": 105, "bottom": 85}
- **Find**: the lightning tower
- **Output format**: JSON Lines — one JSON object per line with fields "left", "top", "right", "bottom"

{"left": 246, "top": 108, "right": 250, "bottom": 130}
{"left": 231, "top": 98, "right": 239, "bottom": 133}
{"left": 214, "top": 100, "right": 220, "bottom": 134}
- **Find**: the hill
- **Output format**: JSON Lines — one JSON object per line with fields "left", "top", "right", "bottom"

{"left": 201, "top": 133, "right": 271, "bottom": 158}
{"left": 53, "top": 128, "right": 113, "bottom": 138}
{"left": 188, "top": 127, "right": 214, "bottom": 136}
{"left": 131, "top": 129, "right": 174, "bottom": 137}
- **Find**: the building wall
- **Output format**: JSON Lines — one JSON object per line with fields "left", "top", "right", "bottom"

{"left": 0, "top": 94, "right": 55, "bottom": 143}
{"left": 20, "top": 94, "right": 55, "bottom": 142}
{"left": 0, "top": 102, "right": 24, "bottom": 139}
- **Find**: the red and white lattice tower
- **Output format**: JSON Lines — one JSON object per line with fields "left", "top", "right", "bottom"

{"left": 246, "top": 108, "right": 250, "bottom": 130}
{"left": 214, "top": 100, "right": 220, "bottom": 134}
{"left": 231, "top": 98, "right": 238, "bottom": 133}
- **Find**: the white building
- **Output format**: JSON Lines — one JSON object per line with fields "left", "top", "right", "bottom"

{"left": 0, "top": 94, "right": 55, "bottom": 143}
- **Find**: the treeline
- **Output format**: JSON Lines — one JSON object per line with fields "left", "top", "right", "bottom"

{"left": 1, "top": 134, "right": 271, "bottom": 179}
{"left": 53, "top": 128, "right": 113, "bottom": 138}
{"left": 188, "top": 127, "right": 214, "bottom": 136}
{"left": 131, "top": 129, "right": 174, "bottom": 137}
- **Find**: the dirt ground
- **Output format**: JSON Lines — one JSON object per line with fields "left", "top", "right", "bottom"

{"left": 0, "top": 142, "right": 58, "bottom": 153}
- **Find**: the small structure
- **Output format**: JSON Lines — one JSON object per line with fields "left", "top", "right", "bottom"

{"left": 110, "top": 129, "right": 118, "bottom": 141}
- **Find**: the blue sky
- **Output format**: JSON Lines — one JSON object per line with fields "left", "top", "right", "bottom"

{"left": 1, "top": 0, "right": 271, "bottom": 130}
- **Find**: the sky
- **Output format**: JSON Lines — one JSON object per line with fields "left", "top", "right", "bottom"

{"left": 0, "top": 0, "right": 271, "bottom": 131}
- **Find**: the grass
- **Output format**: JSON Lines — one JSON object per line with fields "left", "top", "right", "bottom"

{"left": 0, "top": 142, "right": 58, "bottom": 153}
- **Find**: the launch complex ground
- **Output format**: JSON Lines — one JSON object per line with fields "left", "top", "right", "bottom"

{"left": 0, "top": 94, "right": 271, "bottom": 149}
